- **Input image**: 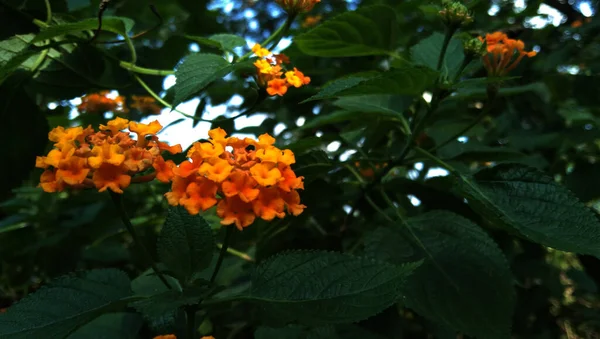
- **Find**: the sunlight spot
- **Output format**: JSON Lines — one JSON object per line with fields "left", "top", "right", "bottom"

{"left": 274, "top": 122, "right": 287, "bottom": 136}
{"left": 296, "top": 116, "right": 306, "bottom": 127}
{"left": 339, "top": 149, "right": 357, "bottom": 162}
{"left": 426, "top": 167, "right": 450, "bottom": 178}
{"left": 327, "top": 141, "right": 341, "bottom": 152}
{"left": 422, "top": 91, "right": 432, "bottom": 103}
{"left": 163, "top": 75, "right": 176, "bottom": 90}
{"left": 407, "top": 195, "right": 422, "bottom": 207}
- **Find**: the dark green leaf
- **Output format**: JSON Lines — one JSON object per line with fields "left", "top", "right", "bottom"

{"left": 296, "top": 5, "right": 397, "bottom": 57}
{"left": 158, "top": 206, "right": 215, "bottom": 283}
{"left": 32, "top": 17, "right": 135, "bottom": 42}
{"left": 410, "top": 32, "right": 464, "bottom": 78}
{"left": 130, "top": 285, "right": 211, "bottom": 318}
{"left": 303, "top": 67, "right": 437, "bottom": 102}
{"left": 173, "top": 54, "right": 252, "bottom": 106}
{"left": 453, "top": 164, "right": 600, "bottom": 257}
{"left": 334, "top": 95, "right": 412, "bottom": 116}
{"left": 365, "top": 211, "right": 514, "bottom": 339}
{"left": 67, "top": 313, "right": 142, "bottom": 339}
{"left": 246, "top": 250, "right": 420, "bottom": 325}
{"left": 294, "top": 150, "right": 333, "bottom": 182}
{"left": 0, "top": 269, "right": 132, "bottom": 339}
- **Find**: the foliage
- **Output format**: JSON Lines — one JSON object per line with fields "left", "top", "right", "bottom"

{"left": 1, "top": 0, "right": 600, "bottom": 338}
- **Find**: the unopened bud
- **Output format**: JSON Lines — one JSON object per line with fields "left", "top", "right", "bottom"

{"left": 463, "top": 38, "right": 486, "bottom": 58}
{"left": 439, "top": 1, "right": 473, "bottom": 28}
{"left": 275, "top": 0, "right": 321, "bottom": 14}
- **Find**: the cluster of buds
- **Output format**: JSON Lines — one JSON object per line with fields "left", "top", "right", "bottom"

{"left": 35, "top": 117, "right": 182, "bottom": 194}
{"left": 478, "top": 32, "right": 537, "bottom": 76}
{"left": 275, "top": 0, "right": 320, "bottom": 14}
{"left": 77, "top": 91, "right": 162, "bottom": 116}
{"left": 462, "top": 37, "right": 487, "bottom": 59}
{"left": 166, "top": 128, "right": 305, "bottom": 230}
{"left": 252, "top": 43, "right": 311, "bottom": 96}
{"left": 439, "top": 0, "right": 473, "bottom": 28}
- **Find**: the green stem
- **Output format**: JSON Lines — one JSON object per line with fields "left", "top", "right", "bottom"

{"left": 237, "top": 14, "right": 296, "bottom": 62}
{"left": 217, "top": 243, "right": 254, "bottom": 262}
{"left": 44, "top": 0, "right": 52, "bottom": 23}
{"left": 109, "top": 191, "right": 173, "bottom": 290}
{"left": 437, "top": 27, "right": 457, "bottom": 71}
{"left": 185, "top": 306, "right": 197, "bottom": 339}
{"left": 413, "top": 146, "right": 457, "bottom": 173}
{"left": 120, "top": 61, "right": 174, "bottom": 76}
{"left": 210, "top": 226, "right": 234, "bottom": 283}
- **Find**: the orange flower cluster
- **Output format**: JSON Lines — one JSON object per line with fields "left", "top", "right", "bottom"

{"left": 131, "top": 95, "right": 163, "bottom": 115}
{"left": 478, "top": 32, "right": 537, "bottom": 76}
{"left": 166, "top": 128, "right": 305, "bottom": 230}
{"left": 252, "top": 44, "right": 311, "bottom": 96}
{"left": 77, "top": 91, "right": 128, "bottom": 115}
{"left": 355, "top": 161, "right": 388, "bottom": 178}
{"left": 275, "top": 0, "right": 320, "bottom": 13}
{"left": 35, "top": 117, "right": 182, "bottom": 194}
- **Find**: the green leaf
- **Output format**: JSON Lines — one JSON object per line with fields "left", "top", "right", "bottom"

{"left": 334, "top": 95, "right": 413, "bottom": 117}
{"left": 0, "top": 269, "right": 133, "bottom": 339}
{"left": 32, "top": 17, "right": 134, "bottom": 42}
{"left": 365, "top": 211, "right": 514, "bottom": 339}
{"left": 0, "top": 35, "right": 40, "bottom": 83}
{"left": 410, "top": 32, "right": 464, "bottom": 78}
{"left": 452, "top": 164, "right": 600, "bottom": 257}
{"left": 255, "top": 325, "right": 338, "bottom": 339}
{"left": 173, "top": 54, "right": 252, "bottom": 106}
{"left": 130, "top": 285, "right": 211, "bottom": 318}
{"left": 303, "top": 67, "right": 437, "bottom": 102}
{"left": 158, "top": 206, "right": 215, "bottom": 283}
{"left": 187, "top": 34, "right": 247, "bottom": 53}
{"left": 296, "top": 5, "right": 398, "bottom": 57}
{"left": 246, "top": 250, "right": 420, "bottom": 326}
{"left": 67, "top": 313, "right": 143, "bottom": 339}
{"left": 294, "top": 150, "right": 333, "bottom": 182}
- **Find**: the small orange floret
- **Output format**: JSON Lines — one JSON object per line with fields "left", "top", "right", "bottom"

{"left": 166, "top": 128, "right": 305, "bottom": 229}
{"left": 35, "top": 117, "right": 181, "bottom": 194}
{"left": 78, "top": 91, "right": 128, "bottom": 115}
{"left": 129, "top": 120, "right": 163, "bottom": 138}
{"left": 267, "top": 79, "right": 288, "bottom": 96}
{"left": 131, "top": 95, "right": 162, "bottom": 115}
{"left": 253, "top": 42, "right": 310, "bottom": 96}
{"left": 478, "top": 31, "right": 537, "bottom": 76}
{"left": 252, "top": 43, "right": 271, "bottom": 58}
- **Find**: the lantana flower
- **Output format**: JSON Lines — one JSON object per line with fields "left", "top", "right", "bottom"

{"left": 77, "top": 91, "right": 128, "bottom": 115}
{"left": 166, "top": 128, "right": 306, "bottom": 230}
{"left": 252, "top": 44, "right": 311, "bottom": 97}
{"left": 36, "top": 117, "right": 182, "bottom": 194}
{"left": 275, "top": 0, "right": 320, "bottom": 14}
{"left": 478, "top": 32, "right": 537, "bottom": 77}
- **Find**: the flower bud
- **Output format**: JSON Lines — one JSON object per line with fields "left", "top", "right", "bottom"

{"left": 275, "top": 0, "right": 320, "bottom": 14}
{"left": 439, "top": 0, "right": 473, "bottom": 28}
{"left": 463, "top": 38, "right": 486, "bottom": 59}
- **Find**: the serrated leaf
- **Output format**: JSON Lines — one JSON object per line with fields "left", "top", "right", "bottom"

{"left": 67, "top": 313, "right": 142, "bottom": 339}
{"left": 0, "top": 269, "right": 133, "bottom": 339}
{"left": 296, "top": 5, "right": 397, "bottom": 57}
{"left": 303, "top": 67, "right": 437, "bottom": 102}
{"left": 410, "top": 32, "right": 464, "bottom": 78}
{"left": 173, "top": 54, "right": 252, "bottom": 106}
{"left": 365, "top": 211, "right": 514, "bottom": 339}
{"left": 246, "top": 250, "right": 420, "bottom": 326}
{"left": 158, "top": 206, "right": 215, "bottom": 283}
{"left": 294, "top": 150, "right": 333, "bottom": 181}
{"left": 187, "top": 34, "right": 246, "bottom": 53}
{"left": 32, "top": 17, "right": 134, "bottom": 42}
{"left": 130, "top": 285, "right": 211, "bottom": 318}
{"left": 452, "top": 164, "right": 600, "bottom": 257}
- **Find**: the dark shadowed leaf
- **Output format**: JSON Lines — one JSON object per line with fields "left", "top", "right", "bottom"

{"left": 296, "top": 5, "right": 397, "bottom": 57}
{"left": 0, "top": 269, "right": 133, "bottom": 339}
{"left": 158, "top": 206, "right": 215, "bottom": 283}
{"left": 452, "top": 164, "right": 600, "bottom": 257}
{"left": 32, "top": 17, "right": 134, "bottom": 42}
{"left": 67, "top": 313, "right": 143, "bottom": 339}
{"left": 246, "top": 250, "right": 420, "bottom": 326}
{"left": 410, "top": 32, "right": 465, "bottom": 78}
{"left": 365, "top": 211, "right": 514, "bottom": 339}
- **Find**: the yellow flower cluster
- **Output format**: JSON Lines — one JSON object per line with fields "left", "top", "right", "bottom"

{"left": 252, "top": 44, "right": 311, "bottom": 96}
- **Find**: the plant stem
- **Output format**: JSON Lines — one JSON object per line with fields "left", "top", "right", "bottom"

{"left": 108, "top": 191, "right": 173, "bottom": 290}
{"left": 413, "top": 146, "right": 457, "bottom": 173}
{"left": 210, "top": 226, "right": 234, "bottom": 283}
{"left": 217, "top": 243, "right": 254, "bottom": 262}
{"left": 237, "top": 14, "right": 296, "bottom": 62}
{"left": 43, "top": 0, "right": 52, "bottom": 23}
{"left": 437, "top": 27, "right": 457, "bottom": 71}
{"left": 185, "top": 306, "right": 197, "bottom": 339}
{"left": 120, "top": 61, "right": 174, "bottom": 76}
